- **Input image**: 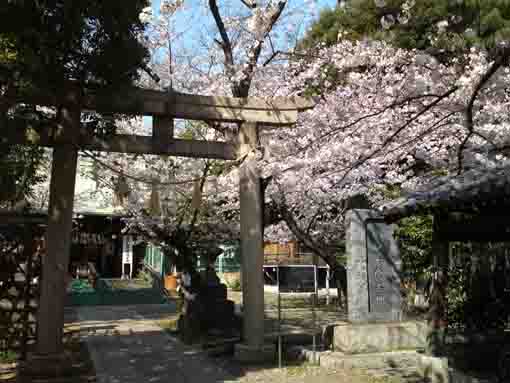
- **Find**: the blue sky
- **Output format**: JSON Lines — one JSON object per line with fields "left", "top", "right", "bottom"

{"left": 144, "top": 0, "right": 336, "bottom": 129}
{"left": 150, "top": 0, "right": 337, "bottom": 54}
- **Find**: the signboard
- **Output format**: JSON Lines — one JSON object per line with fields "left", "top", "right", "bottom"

{"left": 122, "top": 235, "right": 133, "bottom": 277}
{"left": 366, "top": 221, "right": 401, "bottom": 316}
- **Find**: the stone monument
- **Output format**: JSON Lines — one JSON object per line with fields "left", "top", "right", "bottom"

{"left": 332, "top": 209, "right": 426, "bottom": 354}
{"left": 346, "top": 209, "right": 402, "bottom": 323}
{"left": 177, "top": 247, "right": 239, "bottom": 345}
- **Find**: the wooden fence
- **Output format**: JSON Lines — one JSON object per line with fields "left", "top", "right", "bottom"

{"left": 0, "top": 217, "right": 44, "bottom": 359}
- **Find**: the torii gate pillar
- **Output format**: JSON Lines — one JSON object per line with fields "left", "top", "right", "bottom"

{"left": 235, "top": 123, "right": 275, "bottom": 361}
{"left": 36, "top": 89, "right": 80, "bottom": 357}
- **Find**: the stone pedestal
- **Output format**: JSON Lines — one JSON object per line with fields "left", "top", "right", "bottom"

{"left": 234, "top": 343, "right": 276, "bottom": 363}
{"left": 333, "top": 321, "right": 427, "bottom": 354}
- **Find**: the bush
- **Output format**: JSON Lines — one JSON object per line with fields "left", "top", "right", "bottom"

{"left": 138, "top": 268, "right": 154, "bottom": 285}
{"left": 227, "top": 278, "right": 241, "bottom": 291}
{"left": 0, "top": 350, "right": 18, "bottom": 363}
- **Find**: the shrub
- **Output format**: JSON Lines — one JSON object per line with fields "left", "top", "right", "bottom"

{"left": 227, "top": 278, "right": 242, "bottom": 291}
{"left": 0, "top": 350, "right": 18, "bottom": 363}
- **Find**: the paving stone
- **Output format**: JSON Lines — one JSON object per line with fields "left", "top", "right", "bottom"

{"left": 75, "top": 304, "right": 234, "bottom": 383}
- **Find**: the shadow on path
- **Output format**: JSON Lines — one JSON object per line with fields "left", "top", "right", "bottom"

{"left": 71, "top": 304, "right": 241, "bottom": 383}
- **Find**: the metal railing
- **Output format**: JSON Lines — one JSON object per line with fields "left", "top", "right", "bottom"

{"left": 264, "top": 252, "right": 328, "bottom": 266}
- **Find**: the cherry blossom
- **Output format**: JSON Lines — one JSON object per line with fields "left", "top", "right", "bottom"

{"left": 49, "top": 3, "right": 510, "bottom": 283}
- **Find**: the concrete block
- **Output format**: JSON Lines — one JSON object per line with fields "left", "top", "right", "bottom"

{"left": 333, "top": 321, "right": 427, "bottom": 354}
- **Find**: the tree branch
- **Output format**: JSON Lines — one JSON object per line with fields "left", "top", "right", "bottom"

{"left": 327, "top": 86, "right": 459, "bottom": 187}
{"left": 237, "top": 1, "right": 287, "bottom": 97}
{"left": 187, "top": 161, "right": 211, "bottom": 239}
{"left": 458, "top": 48, "right": 510, "bottom": 172}
{"left": 273, "top": 186, "right": 330, "bottom": 263}
{"left": 305, "top": 207, "right": 323, "bottom": 236}
{"left": 239, "top": 0, "right": 257, "bottom": 9}
{"left": 286, "top": 92, "right": 456, "bottom": 159}
{"left": 209, "top": 0, "right": 235, "bottom": 80}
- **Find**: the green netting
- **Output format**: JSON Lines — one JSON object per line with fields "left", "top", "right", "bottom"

{"left": 215, "top": 245, "right": 241, "bottom": 273}
{"left": 69, "top": 279, "right": 96, "bottom": 293}
{"left": 67, "top": 279, "right": 170, "bottom": 306}
{"left": 144, "top": 245, "right": 165, "bottom": 274}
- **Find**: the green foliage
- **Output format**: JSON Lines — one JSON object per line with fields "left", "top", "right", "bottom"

{"left": 0, "top": 145, "right": 45, "bottom": 205}
{"left": 395, "top": 215, "right": 433, "bottom": 283}
{"left": 396, "top": 220, "right": 510, "bottom": 329}
{"left": 302, "top": 0, "right": 510, "bottom": 59}
{"left": 0, "top": 35, "right": 17, "bottom": 64}
{"left": 1, "top": 1, "right": 150, "bottom": 204}
{"left": 0, "top": 0, "right": 150, "bottom": 90}
{"left": 0, "top": 349, "right": 18, "bottom": 363}
{"left": 226, "top": 277, "right": 242, "bottom": 291}
{"left": 301, "top": 8, "right": 346, "bottom": 48}
{"left": 302, "top": 62, "right": 344, "bottom": 97}
{"left": 138, "top": 267, "right": 154, "bottom": 286}
{"left": 447, "top": 243, "right": 470, "bottom": 329}
{"left": 448, "top": 242, "right": 510, "bottom": 330}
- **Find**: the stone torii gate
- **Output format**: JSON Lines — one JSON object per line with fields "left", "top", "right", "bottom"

{"left": 4, "top": 83, "right": 313, "bottom": 363}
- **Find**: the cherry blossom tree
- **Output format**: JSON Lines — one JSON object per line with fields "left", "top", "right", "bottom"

{"left": 202, "top": 38, "right": 510, "bottom": 305}
{"left": 69, "top": 2, "right": 510, "bottom": 306}
{"left": 95, "top": 0, "right": 306, "bottom": 263}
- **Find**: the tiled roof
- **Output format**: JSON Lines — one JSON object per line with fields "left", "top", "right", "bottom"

{"left": 380, "top": 163, "right": 510, "bottom": 222}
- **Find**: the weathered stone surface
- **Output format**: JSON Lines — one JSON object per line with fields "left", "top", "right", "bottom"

{"left": 319, "top": 350, "right": 421, "bottom": 370}
{"left": 345, "top": 209, "right": 402, "bottom": 323}
{"left": 287, "top": 346, "right": 422, "bottom": 382}
{"left": 419, "top": 355, "right": 449, "bottom": 383}
{"left": 239, "top": 149, "right": 265, "bottom": 350}
{"left": 333, "top": 321, "right": 427, "bottom": 354}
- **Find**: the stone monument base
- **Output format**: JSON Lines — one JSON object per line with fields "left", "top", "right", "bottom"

{"left": 17, "top": 352, "right": 75, "bottom": 379}
{"left": 333, "top": 321, "right": 427, "bottom": 354}
{"left": 234, "top": 343, "right": 276, "bottom": 363}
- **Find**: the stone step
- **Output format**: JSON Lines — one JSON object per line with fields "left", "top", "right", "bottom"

{"left": 321, "top": 350, "right": 421, "bottom": 370}
{"left": 289, "top": 346, "right": 421, "bottom": 370}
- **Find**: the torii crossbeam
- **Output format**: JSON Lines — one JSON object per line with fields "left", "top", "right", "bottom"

{"left": 5, "top": 85, "right": 312, "bottom": 159}
{"left": 2, "top": 83, "right": 313, "bottom": 361}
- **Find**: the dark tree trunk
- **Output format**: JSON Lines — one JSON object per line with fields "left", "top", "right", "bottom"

{"left": 275, "top": 200, "right": 348, "bottom": 309}
{"left": 330, "top": 264, "right": 347, "bottom": 309}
